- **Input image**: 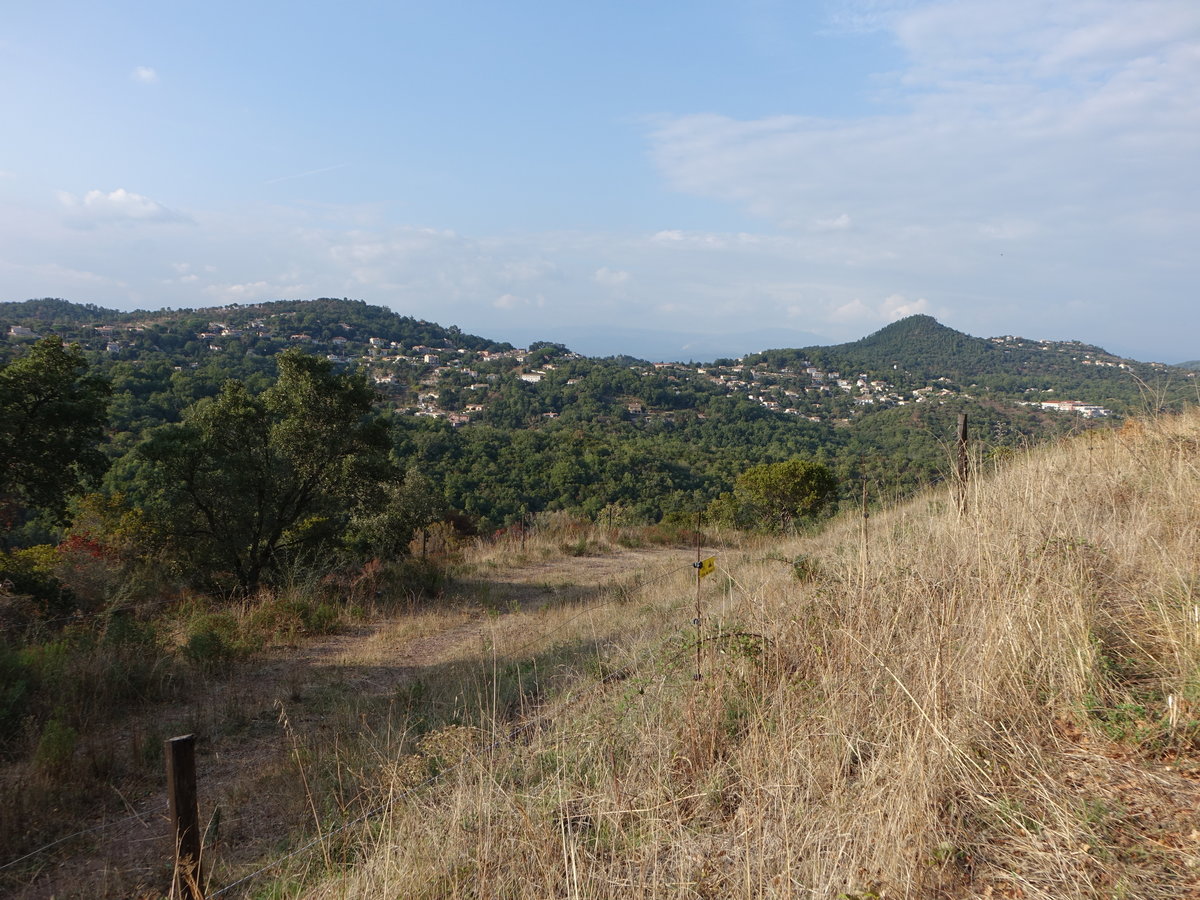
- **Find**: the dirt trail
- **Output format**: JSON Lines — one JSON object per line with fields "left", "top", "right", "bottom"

{"left": 4, "top": 546, "right": 686, "bottom": 899}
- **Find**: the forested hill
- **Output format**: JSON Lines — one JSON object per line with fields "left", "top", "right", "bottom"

{"left": 2, "top": 297, "right": 1194, "bottom": 530}
{"left": 0, "top": 297, "right": 511, "bottom": 357}
{"left": 746, "top": 314, "right": 1193, "bottom": 405}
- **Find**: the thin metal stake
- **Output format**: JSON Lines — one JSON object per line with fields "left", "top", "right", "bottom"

{"left": 694, "top": 511, "right": 703, "bottom": 681}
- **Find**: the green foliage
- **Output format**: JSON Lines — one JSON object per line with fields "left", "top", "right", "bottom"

{"left": 708, "top": 458, "right": 837, "bottom": 533}
{"left": 0, "top": 623, "right": 181, "bottom": 753}
{"left": 5, "top": 298, "right": 1187, "bottom": 545}
{"left": 136, "top": 349, "right": 396, "bottom": 594}
{"left": 247, "top": 594, "right": 341, "bottom": 645}
{"left": 749, "top": 314, "right": 1193, "bottom": 415}
{"left": 182, "top": 612, "right": 244, "bottom": 668}
{"left": 344, "top": 466, "right": 446, "bottom": 559}
{"left": 0, "top": 336, "right": 110, "bottom": 529}
{"left": 0, "top": 642, "right": 32, "bottom": 739}
{"left": 791, "top": 554, "right": 821, "bottom": 582}
{"left": 33, "top": 715, "right": 77, "bottom": 775}
{"left": 0, "top": 546, "right": 75, "bottom": 619}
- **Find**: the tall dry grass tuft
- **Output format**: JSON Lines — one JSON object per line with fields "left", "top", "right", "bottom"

{"left": 289, "top": 410, "right": 1200, "bottom": 899}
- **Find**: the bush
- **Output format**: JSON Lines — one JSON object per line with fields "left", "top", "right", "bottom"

{"left": 0, "top": 642, "right": 32, "bottom": 741}
{"left": 33, "top": 715, "right": 77, "bottom": 776}
{"left": 182, "top": 612, "right": 243, "bottom": 668}
{"left": 0, "top": 547, "right": 75, "bottom": 622}
{"left": 247, "top": 594, "right": 341, "bottom": 644}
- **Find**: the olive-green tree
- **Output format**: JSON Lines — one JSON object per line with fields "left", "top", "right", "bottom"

{"left": 0, "top": 336, "right": 111, "bottom": 533}
{"left": 136, "top": 350, "right": 394, "bottom": 594}
{"left": 708, "top": 457, "right": 837, "bottom": 533}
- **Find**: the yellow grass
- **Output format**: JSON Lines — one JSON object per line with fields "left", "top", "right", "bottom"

{"left": 257, "top": 411, "right": 1200, "bottom": 898}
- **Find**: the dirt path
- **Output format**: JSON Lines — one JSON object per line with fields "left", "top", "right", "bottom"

{"left": 3, "top": 546, "right": 687, "bottom": 899}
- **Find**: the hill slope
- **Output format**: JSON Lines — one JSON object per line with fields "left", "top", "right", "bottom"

{"left": 290, "top": 411, "right": 1200, "bottom": 898}
{"left": 3, "top": 298, "right": 1193, "bottom": 527}
{"left": 748, "top": 314, "right": 1194, "bottom": 407}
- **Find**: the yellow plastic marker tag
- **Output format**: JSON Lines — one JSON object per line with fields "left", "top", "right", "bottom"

{"left": 697, "top": 556, "right": 716, "bottom": 579}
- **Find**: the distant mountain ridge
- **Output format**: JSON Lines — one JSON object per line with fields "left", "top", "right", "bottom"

{"left": 0, "top": 297, "right": 511, "bottom": 355}
{"left": 3, "top": 299, "right": 1192, "bottom": 396}
{"left": 760, "top": 314, "right": 1109, "bottom": 375}
{"left": 743, "top": 314, "right": 1193, "bottom": 403}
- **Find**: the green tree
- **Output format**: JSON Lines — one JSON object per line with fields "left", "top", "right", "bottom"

{"left": 709, "top": 457, "right": 836, "bottom": 533}
{"left": 345, "top": 466, "right": 446, "bottom": 558}
{"left": 0, "top": 336, "right": 111, "bottom": 531}
{"left": 136, "top": 349, "right": 393, "bottom": 594}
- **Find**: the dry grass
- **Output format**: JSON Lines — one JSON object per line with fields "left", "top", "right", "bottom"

{"left": 271, "top": 411, "right": 1200, "bottom": 899}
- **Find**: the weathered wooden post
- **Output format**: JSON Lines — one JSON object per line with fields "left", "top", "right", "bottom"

{"left": 165, "top": 734, "right": 204, "bottom": 900}
{"left": 956, "top": 413, "right": 969, "bottom": 514}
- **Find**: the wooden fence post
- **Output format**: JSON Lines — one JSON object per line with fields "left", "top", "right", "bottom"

{"left": 956, "top": 413, "right": 969, "bottom": 514}
{"left": 165, "top": 734, "right": 204, "bottom": 900}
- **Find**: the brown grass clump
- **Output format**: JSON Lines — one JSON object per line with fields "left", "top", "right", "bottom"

{"left": 263, "top": 411, "right": 1200, "bottom": 897}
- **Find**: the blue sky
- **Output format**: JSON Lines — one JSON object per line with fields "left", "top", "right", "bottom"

{"left": 2, "top": 0, "right": 1198, "bottom": 362}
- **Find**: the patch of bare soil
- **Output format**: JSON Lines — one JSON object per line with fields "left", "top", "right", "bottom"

{"left": 1, "top": 546, "right": 684, "bottom": 899}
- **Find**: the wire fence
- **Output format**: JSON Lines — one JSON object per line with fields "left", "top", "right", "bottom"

{"left": 0, "top": 809, "right": 151, "bottom": 874}
{"left": 0, "top": 592, "right": 184, "bottom": 634}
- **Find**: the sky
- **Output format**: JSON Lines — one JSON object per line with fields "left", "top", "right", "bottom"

{"left": 2, "top": 0, "right": 1198, "bottom": 363}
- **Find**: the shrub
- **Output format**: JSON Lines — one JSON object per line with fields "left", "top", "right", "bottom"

{"left": 33, "top": 715, "right": 77, "bottom": 776}
{"left": 182, "top": 611, "right": 243, "bottom": 668}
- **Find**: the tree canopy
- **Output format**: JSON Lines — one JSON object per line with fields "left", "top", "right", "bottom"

{"left": 0, "top": 336, "right": 110, "bottom": 530}
{"left": 708, "top": 457, "right": 837, "bottom": 533}
{"left": 136, "top": 349, "right": 396, "bottom": 594}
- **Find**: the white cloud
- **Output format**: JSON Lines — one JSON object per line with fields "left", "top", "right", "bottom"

{"left": 832, "top": 293, "right": 931, "bottom": 324}
{"left": 58, "top": 188, "right": 189, "bottom": 227}
{"left": 493, "top": 292, "right": 546, "bottom": 311}
{"left": 594, "top": 267, "right": 630, "bottom": 286}
{"left": 640, "top": 0, "right": 1200, "bottom": 356}
{"left": 131, "top": 66, "right": 158, "bottom": 84}
{"left": 651, "top": 2, "right": 1200, "bottom": 244}
{"left": 205, "top": 279, "right": 309, "bottom": 300}
{"left": 882, "top": 293, "right": 930, "bottom": 319}
{"left": 501, "top": 258, "right": 558, "bottom": 283}
{"left": 813, "top": 213, "right": 852, "bottom": 232}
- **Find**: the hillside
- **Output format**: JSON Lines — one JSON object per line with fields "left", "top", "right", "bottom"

{"left": 3, "top": 377, "right": 1200, "bottom": 895}
{"left": 2, "top": 298, "right": 1195, "bottom": 527}
{"left": 747, "top": 314, "right": 1194, "bottom": 409}
{"left": 278, "top": 410, "right": 1200, "bottom": 897}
